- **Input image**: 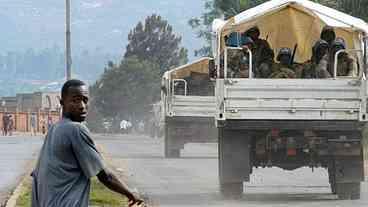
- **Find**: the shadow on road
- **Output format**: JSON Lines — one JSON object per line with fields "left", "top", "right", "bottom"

{"left": 147, "top": 192, "right": 338, "bottom": 206}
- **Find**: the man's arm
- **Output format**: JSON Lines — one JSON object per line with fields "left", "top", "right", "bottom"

{"left": 97, "top": 168, "right": 143, "bottom": 206}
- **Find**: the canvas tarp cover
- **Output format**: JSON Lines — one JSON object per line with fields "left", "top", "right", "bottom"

{"left": 218, "top": 1, "right": 367, "bottom": 63}
{"left": 168, "top": 58, "right": 212, "bottom": 79}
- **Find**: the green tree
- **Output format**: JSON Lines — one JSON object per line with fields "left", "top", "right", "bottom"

{"left": 88, "top": 14, "right": 190, "bottom": 132}
{"left": 90, "top": 57, "right": 160, "bottom": 125}
{"left": 125, "top": 14, "right": 188, "bottom": 73}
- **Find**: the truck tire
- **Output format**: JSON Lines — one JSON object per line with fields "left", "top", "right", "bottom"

{"left": 218, "top": 128, "right": 250, "bottom": 199}
{"left": 328, "top": 162, "right": 336, "bottom": 194}
{"left": 220, "top": 182, "right": 243, "bottom": 199}
{"left": 336, "top": 183, "right": 361, "bottom": 200}
{"left": 164, "top": 124, "right": 181, "bottom": 158}
{"left": 165, "top": 148, "right": 180, "bottom": 158}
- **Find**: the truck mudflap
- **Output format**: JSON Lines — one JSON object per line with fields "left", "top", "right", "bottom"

{"left": 334, "top": 157, "right": 365, "bottom": 183}
{"left": 219, "top": 128, "right": 251, "bottom": 183}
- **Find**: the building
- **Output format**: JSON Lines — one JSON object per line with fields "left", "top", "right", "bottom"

{"left": 0, "top": 91, "right": 61, "bottom": 112}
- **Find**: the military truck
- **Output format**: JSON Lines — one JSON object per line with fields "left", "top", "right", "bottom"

{"left": 161, "top": 58, "right": 217, "bottom": 158}
{"left": 211, "top": 0, "right": 368, "bottom": 200}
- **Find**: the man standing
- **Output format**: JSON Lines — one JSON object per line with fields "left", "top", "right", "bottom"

{"left": 30, "top": 113, "right": 37, "bottom": 136}
{"left": 2, "top": 113, "right": 9, "bottom": 136}
{"left": 31, "top": 79, "right": 143, "bottom": 207}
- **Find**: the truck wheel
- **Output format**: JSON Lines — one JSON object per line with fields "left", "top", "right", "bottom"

{"left": 165, "top": 148, "right": 180, "bottom": 158}
{"left": 164, "top": 124, "right": 181, "bottom": 158}
{"left": 218, "top": 128, "right": 250, "bottom": 199}
{"left": 220, "top": 182, "right": 243, "bottom": 199}
{"left": 328, "top": 163, "right": 336, "bottom": 194}
{"left": 336, "top": 183, "right": 361, "bottom": 200}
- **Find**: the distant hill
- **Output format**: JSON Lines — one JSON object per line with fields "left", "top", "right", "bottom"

{"left": 0, "top": 0, "right": 206, "bottom": 58}
{"left": 0, "top": 0, "right": 207, "bottom": 97}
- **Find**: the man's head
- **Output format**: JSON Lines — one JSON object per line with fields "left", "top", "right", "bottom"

{"left": 313, "top": 39, "right": 329, "bottom": 61}
{"left": 60, "top": 79, "right": 89, "bottom": 122}
{"left": 277, "top": 48, "right": 292, "bottom": 65}
{"left": 241, "top": 36, "right": 254, "bottom": 50}
{"left": 320, "top": 26, "right": 336, "bottom": 45}
{"left": 245, "top": 26, "right": 260, "bottom": 41}
{"left": 331, "top": 37, "right": 346, "bottom": 57}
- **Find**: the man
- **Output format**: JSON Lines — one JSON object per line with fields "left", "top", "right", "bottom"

{"left": 243, "top": 26, "right": 274, "bottom": 78}
{"left": 302, "top": 39, "right": 332, "bottom": 79}
{"left": 2, "top": 113, "right": 9, "bottom": 136}
{"left": 8, "top": 114, "right": 13, "bottom": 136}
{"left": 227, "top": 36, "right": 254, "bottom": 78}
{"left": 330, "top": 37, "right": 358, "bottom": 77}
{"left": 269, "top": 48, "right": 296, "bottom": 78}
{"left": 30, "top": 113, "right": 37, "bottom": 136}
{"left": 31, "top": 79, "right": 143, "bottom": 207}
{"left": 120, "top": 119, "right": 129, "bottom": 134}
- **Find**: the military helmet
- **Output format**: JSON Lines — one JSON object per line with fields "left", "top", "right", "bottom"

{"left": 245, "top": 26, "right": 260, "bottom": 38}
{"left": 241, "top": 36, "right": 254, "bottom": 47}
{"left": 276, "top": 47, "right": 292, "bottom": 61}
{"left": 332, "top": 37, "right": 346, "bottom": 49}
{"left": 320, "top": 26, "right": 336, "bottom": 43}
{"left": 313, "top": 39, "right": 329, "bottom": 54}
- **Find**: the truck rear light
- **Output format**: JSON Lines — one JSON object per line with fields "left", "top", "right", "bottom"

{"left": 287, "top": 148, "right": 297, "bottom": 156}
{"left": 271, "top": 128, "right": 280, "bottom": 137}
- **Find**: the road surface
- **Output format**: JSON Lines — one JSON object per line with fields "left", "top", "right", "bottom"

{"left": 96, "top": 134, "right": 368, "bottom": 207}
{"left": 0, "top": 135, "right": 43, "bottom": 204}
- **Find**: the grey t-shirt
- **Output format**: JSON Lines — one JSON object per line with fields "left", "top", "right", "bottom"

{"left": 31, "top": 118, "right": 104, "bottom": 207}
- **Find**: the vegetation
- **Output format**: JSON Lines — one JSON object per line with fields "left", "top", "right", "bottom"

{"left": 16, "top": 178, "right": 127, "bottom": 207}
{"left": 88, "top": 14, "right": 188, "bottom": 132}
{"left": 125, "top": 14, "right": 188, "bottom": 73}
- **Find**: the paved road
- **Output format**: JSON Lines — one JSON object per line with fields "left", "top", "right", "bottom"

{"left": 96, "top": 134, "right": 368, "bottom": 207}
{"left": 0, "top": 135, "right": 43, "bottom": 204}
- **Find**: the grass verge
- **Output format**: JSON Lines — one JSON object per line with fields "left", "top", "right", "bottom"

{"left": 15, "top": 177, "right": 128, "bottom": 207}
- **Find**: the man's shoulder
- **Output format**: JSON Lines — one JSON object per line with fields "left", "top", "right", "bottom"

{"left": 56, "top": 119, "right": 89, "bottom": 134}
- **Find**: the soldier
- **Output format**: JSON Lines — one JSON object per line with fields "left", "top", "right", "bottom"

{"left": 227, "top": 36, "right": 254, "bottom": 78}
{"left": 269, "top": 48, "right": 296, "bottom": 79}
{"left": 243, "top": 26, "right": 274, "bottom": 78}
{"left": 330, "top": 37, "right": 358, "bottom": 77}
{"left": 302, "top": 39, "right": 332, "bottom": 79}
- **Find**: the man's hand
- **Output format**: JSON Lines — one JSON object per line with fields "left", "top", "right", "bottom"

{"left": 97, "top": 169, "right": 145, "bottom": 206}
{"left": 126, "top": 192, "right": 144, "bottom": 207}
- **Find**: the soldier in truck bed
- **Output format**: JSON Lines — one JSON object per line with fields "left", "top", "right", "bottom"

{"left": 243, "top": 26, "right": 274, "bottom": 78}
{"left": 329, "top": 37, "right": 358, "bottom": 77}
{"left": 301, "top": 39, "right": 332, "bottom": 79}
{"left": 227, "top": 36, "right": 254, "bottom": 78}
{"left": 269, "top": 48, "right": 296, "bottom": 79}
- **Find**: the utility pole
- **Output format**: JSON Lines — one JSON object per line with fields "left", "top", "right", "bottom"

{"left": 66, "top": 0, "right": 72, "bottom": 80}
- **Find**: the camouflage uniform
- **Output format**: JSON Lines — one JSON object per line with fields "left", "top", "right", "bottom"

{"left": 335, "top": 54, "right": 358, "bottom": 77}
{"left": 243, "top": 27, "right": 275, "bottom": 78}
{"left": 301, "top": 40, "right": 332, "bottom": 79}
{"left": 329, "top": 38, "right": 358, "bottom": 77}
{"left": 227, "top": 49, "right": 250, "bottom": 78}
{"left": 269, "top": 48, "right": 296, "bottom": 79}
{"left": 270, "top": 63, "right": 296, "bottom": 78}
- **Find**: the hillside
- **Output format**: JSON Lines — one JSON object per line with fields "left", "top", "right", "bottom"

{"left": 0, "top": 0, "right": 206, "bottom": 96}
{"left": 0, "top": 0, "right": 205, "bottom": 57}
